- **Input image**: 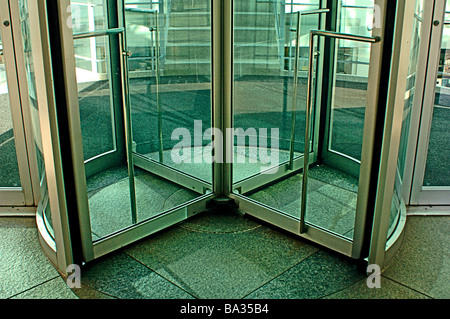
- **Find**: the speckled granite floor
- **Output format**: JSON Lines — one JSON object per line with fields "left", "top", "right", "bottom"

{"left": 85, "top": 162, "right": 360, "bottom": 242}
{"left": 0, "top": 213, "right": 448, "bottom": 299}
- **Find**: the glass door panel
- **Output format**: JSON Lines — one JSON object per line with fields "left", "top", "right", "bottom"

{"left": 327, "top": 0, "right": 374, "bottom": 165}
{"left": 231, "top": 0, "right": 383, "bottom": 258}
{"left": 71, "top": 1, "right": 116, "bottom": 163}
{"left": 0, "top": 31, "right": 21, "bottom": 188}
{"left": 232, "top": 0, "right": 323, "bottom": 196}
{"left": 315, "top": 39, "right": 371, "bottom": 240}
{"left": 71, "top": 0, "right": 134, "bottom": 241}
{"left": 69, "top": 0, "right": 213, "bottom": 244}
{"left": 126, "top": 0, "right": 213, "bottom": 189}
{"left": 304, "top": 1, "right": 376, "bottom": 240}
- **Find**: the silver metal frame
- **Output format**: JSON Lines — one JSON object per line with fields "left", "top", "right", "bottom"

{"left": 301, "top": 30, "right": 380, "bottom": 235}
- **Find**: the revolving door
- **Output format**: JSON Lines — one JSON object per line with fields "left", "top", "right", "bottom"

{"left": 33, "top": 0, "right": 404, "bottom": 272}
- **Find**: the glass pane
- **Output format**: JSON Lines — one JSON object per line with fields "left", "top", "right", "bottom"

{"left": 74, "top": 35, "right": 116, "bottom": 161}
{"left": 70, "top": 1, "right": 114, "bottom": 161}
{"left": 72, "top": 1, "right": 208, "bottom": 241}
{"left": 127, "top": 0, "right": 209, "bottom": 225}
{"left": 232, "top": 0, "right": 320, "bottom": 184}
{"left": 423, "top": 2, "right": 450, "bottom": 187}
{"left": 328, "top": 0, "right": 374, "bottom": 161}
{"left": 235, "top": 0, "right": 321, "bottom": 217}
{"left": 127, "top": 0, "right": 213, "bottom": 186}
{"left": 71, "top": 1, "right": 114, "bottom": 161}
{"left": 0, "top": 19, "right": 21, "bottom": 188}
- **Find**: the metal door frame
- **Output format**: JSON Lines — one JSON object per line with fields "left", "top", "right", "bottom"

{"left": 120, "top": 1, "right": 214, "bottom": 195}
{"left": 229, "top": 0, "right": 388, "bottom": 260}
{"left": 52, "top": 0, "right": 218, "bottom": 263}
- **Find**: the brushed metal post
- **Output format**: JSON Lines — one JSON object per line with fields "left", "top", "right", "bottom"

{"left": 119, "top": 31, "right": 138, "bottom": 225}
{"left": 288, "top": 11, "right": 301, "bottom": 170}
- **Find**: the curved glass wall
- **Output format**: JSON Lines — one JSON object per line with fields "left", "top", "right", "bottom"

{"left": 18, "top": 0, "right": 53, "bottom": 239}
{"left": 389, "top": 0, "right": 424, "bottom": 240}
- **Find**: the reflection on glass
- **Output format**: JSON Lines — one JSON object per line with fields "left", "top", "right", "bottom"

{"left": 126, "top": 0, "right": 213, "bottom": 185}
{"left": 424, "top": 2, "right": 450, "bottom": 187}
{"left": 0, "top": 28, "right": 21, "bottom": 188}
{"left": 74, "top": 35, "right": 115, "bottom": 161}
{"left": 233, "top": 0, "right": 320, "bottom": 184}
{"left": 328, "top": 0, "right": 374, "bottom": 161}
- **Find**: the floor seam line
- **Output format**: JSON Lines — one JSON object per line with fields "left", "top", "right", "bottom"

{"left": 380, "top": 275, "right": 436, "bottom": 299}
{"left": 6, "top": 275, "right": 60, "bottom": 299}
{"left": 241, "top": 249, "right": 321, "bottom": 299}
{"left": 319, "top": 277, "right": 366, "bottom": 299}
{"left": 73, "top": 281, "right": 122, "bottom": 299}
{"left": 123, "top": 250, "right": 199, "bottom": 299}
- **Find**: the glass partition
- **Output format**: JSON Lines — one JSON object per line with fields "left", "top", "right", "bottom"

{"left": 230, "top": 0, "right": 384, "bottom": 257}
{"left": 232, "top": 0, "right": 322, "bottom": 196}
{"left": 328, "top": 0, "right": 374, "bottom": 162}
{"left": 126, "top": 0, "right": 214, "bottom": 187}
{"left": 68, "top": 0, "right": 212, "bottom": 242}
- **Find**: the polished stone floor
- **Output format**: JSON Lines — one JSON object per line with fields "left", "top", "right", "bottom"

{"left": 0, "top": 212, "right": 448, "bottom": 299}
